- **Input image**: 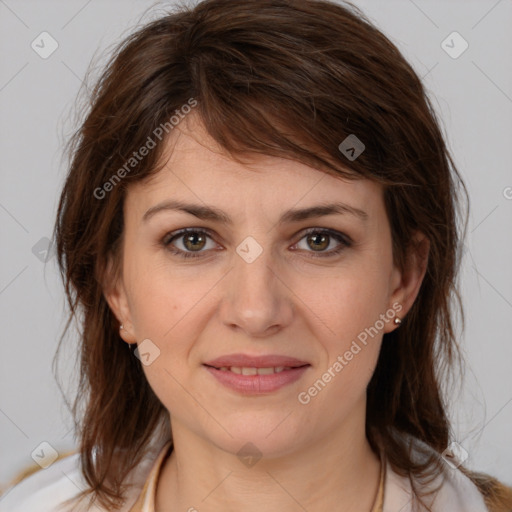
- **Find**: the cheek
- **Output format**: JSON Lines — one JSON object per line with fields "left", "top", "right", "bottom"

{"left": 305, "top": 261, "right": 392, "bottom": 342}
{"left": 123, "top": 258, "right": 217, "bottom": 396}
{"left": 125, "top": 254, "right": 213, "bottom": 339}
{"left": 299, "top": 258, "right": 392, "bottom": 395}
{"left": 300, "top": 308, "right": 384, "bottom": 416}
{"left": 126, "top": 274, "right": 203, "bottom": 415}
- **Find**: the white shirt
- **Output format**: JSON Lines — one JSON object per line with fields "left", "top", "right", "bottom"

{"left": 0, "top": 434, "right": 489, "bottom": 512}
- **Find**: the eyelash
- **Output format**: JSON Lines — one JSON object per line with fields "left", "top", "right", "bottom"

{"left": 161, "top": 228, "right": 352, "bottom": 260}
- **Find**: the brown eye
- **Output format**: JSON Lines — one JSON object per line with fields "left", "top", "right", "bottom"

{"left": 293, "top": 229, "right": 351, "bottom": 258}
{"left": 182, "top": 232, "right": 207, "bottom": 252}
{"left": 306, "top": 232, "right": 330, "bottom": 251}
{"left": 163, "top": 229, "right": 217, "bottom": 259}
{"left": 162, "top": 227, "right": 351, "bottom": 260}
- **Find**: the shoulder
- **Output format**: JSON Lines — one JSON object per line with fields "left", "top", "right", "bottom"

{"left": 0, "top": 426, "right": 171, "bottom": 512}
{"left": 429, "top": 461, "right": 490, "bottom": 511}
{"left": 0, "top": 453, "right": 89, "bottom": 512}
{"left": 0, "top": 445, "right": 160, "bottom": 512}
{"left": 383, "top": 437, "right": 490, "bottom": 512}
{"left": 384, "top": 460, "right": 490, "bottom": 512}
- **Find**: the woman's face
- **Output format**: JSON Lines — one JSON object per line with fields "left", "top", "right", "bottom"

{"left": 108, "top": 113, "right": 422, "bottom": 458}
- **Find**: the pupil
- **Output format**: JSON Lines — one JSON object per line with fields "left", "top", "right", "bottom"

{"left": 185, "top": 233, "right": 205, "bottom": 251}
{"left": 310, "top": 233, "right": 328, "bottom": 251}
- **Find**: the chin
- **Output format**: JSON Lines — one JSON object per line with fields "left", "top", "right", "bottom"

{"left": 205, "top": 412, "right": 307, "bottom": 461}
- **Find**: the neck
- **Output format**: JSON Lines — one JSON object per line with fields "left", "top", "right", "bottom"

{"left": 155, "top": 410, "right": 382, "bottom": 512}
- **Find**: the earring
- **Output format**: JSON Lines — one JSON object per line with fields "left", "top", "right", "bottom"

{"left": 119, "top": 324, "right": 124, "bottom": 330}
{"left": 394, "top": 317, "right": 402, "bottom": 326}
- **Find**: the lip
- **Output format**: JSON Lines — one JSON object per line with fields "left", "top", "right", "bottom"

{"left": 204, "top": 365, "right": 310, "bottom": 394}
{"left": 204, "top": 353, "right": 309, "bottom": 368}
{"left": 203, "top": 353, "right": 311, "bottom": 395}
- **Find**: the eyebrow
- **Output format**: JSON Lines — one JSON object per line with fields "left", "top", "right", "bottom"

{"left": 142, "top": 199, "right": 369, "bottom": 225}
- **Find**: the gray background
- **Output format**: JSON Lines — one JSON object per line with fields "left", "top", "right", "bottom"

{"left": 1, "top": 0, "right": 511, "bottom": 490}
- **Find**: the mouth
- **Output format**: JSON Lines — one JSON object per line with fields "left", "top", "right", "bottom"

{"left": 202, "top": 354, "right": 311, "bottom": 394}
{"left": 205, "top": 365, "right": 306, "bottom": 375}
{"left": 204, "top": 353, "right": 310, "bottom": 369}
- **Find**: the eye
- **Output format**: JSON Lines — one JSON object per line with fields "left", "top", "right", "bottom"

{"left": 161, "top": 227, "right": 352, "bottom": 260}
{"left": 292, "top": 228, "right": 351, "bottom": 258}
{"left": 162, "top": 228, "right": 219, "bottom": 259}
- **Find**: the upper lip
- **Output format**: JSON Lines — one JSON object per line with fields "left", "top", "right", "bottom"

{"left": 204, "top": 354, "right": 310, "bottom": 368}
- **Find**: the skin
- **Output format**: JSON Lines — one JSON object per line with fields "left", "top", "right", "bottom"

{"left": 105, "top": 112, "right": 429, "bottom": 512}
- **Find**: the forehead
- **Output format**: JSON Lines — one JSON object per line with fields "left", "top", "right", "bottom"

{"left": 126, "top": 112, "right": 384, "bottom": 220}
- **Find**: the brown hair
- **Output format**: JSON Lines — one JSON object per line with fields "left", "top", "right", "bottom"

{"left": 51, "top": 0, "right": 511, "bottom": 510}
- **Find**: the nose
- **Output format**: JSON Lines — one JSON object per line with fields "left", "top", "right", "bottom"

{"left": 219, "top": 242, "right": 294, "bottom": 338}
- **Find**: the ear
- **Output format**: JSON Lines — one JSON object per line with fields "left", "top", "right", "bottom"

{"left": 102, "top": 255, "right": 137, "bottom": 344}
{"left": 385, "top": 231, "right": 430, "bottom": 332}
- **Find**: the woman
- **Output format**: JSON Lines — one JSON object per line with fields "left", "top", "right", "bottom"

{"left": 1, "top": 0, "right": 510, "bottom": 511}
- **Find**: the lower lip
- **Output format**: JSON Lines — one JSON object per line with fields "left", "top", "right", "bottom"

{"left": 204, "top": 365, "right": 310, "bottom": 394}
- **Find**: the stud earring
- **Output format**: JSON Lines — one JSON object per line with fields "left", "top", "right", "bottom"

{"left": 394, "top": 317, "right": 402, "bottom": 326}
{"left": 119, "top": 324, "right": 124, "bottom": 330}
